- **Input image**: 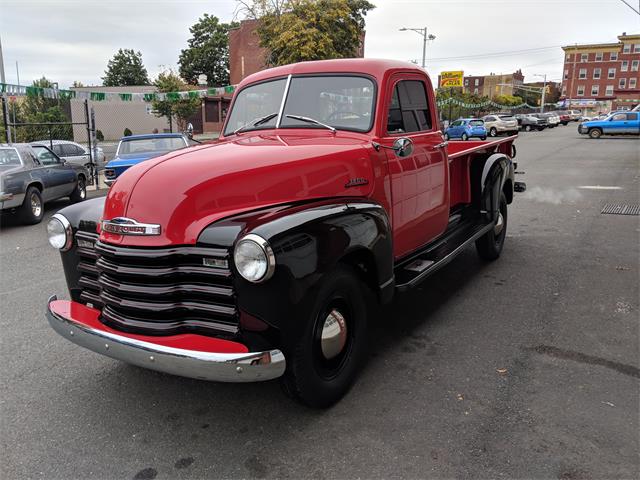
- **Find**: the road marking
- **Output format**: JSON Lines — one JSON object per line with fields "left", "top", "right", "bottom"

{"left": 578, "top": 186, "right": 622, "bottom": 190}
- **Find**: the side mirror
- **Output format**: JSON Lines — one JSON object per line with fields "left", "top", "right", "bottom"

{"left": 393, "top": 137, "right": 413, "bottom": 157}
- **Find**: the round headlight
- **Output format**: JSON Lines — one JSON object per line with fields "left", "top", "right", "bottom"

{"left": 233, "top": 234, "right": 275, "bottom": 283}
{"left": 47, "top": 214, "right": 72, "bottom": 251}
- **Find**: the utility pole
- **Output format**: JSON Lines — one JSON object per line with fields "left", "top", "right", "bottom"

{"left": 534, "top": 73, "right": 548, "bottom": 113}
{"left": 0, "top": 34, "right": 6, "bottom": 84}
{"left": 400, "top": 27, "right": 436, "bottom": 69}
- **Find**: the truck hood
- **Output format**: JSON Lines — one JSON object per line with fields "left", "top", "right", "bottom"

{"left": 101, "top": 132, "right": 374, "bottom": 246}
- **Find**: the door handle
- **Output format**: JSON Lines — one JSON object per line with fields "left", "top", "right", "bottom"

{"left": 433, "top": 141, "right": 448, "bottom": 149}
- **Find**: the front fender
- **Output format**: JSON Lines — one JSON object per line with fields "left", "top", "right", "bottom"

{"left": 197, "top": 199, "right": 393, "bottom": 348}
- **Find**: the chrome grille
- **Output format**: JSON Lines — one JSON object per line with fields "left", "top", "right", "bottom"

{"left": 74, "top": 232, "right": 238, "bottom": 337}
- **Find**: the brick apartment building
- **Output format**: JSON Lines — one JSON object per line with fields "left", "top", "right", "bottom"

{"left": 561, "top": 32, "right": 640, "bottom": 112}
{"left": 461, "top": 70, "right": 524, "bottom": 98}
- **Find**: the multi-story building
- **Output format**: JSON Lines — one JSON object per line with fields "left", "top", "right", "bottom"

{"left": 561, "top": 32, "right": 640, "bottom": 112}
{"left": 461, "top": 70, "right": 524, "bottom": 98}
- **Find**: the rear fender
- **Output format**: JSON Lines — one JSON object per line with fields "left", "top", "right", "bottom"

{"left": 480, "top": 153, "right": 514, "bottom": 218}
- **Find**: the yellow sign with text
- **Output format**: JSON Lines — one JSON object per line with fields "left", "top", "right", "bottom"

{"left": 440, "top": 71, "right": 464, "bottom": 88}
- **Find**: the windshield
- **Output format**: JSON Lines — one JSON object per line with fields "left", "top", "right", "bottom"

{"left": 117, "top": 137, "right": 187, "bottom": 155}
{"left": 223, "top": 75, "right": 376, "bottom": 136}
{"left": 0, "top": 148, "right": 22, "bottom": 166}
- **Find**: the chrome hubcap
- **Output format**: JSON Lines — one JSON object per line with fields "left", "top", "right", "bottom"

{"left": 494, "top": 212, "right": 504, "bottom": 235}
{"left": 320, "top": 309, "right": 348, "bottom": 360}
{"left": 31, "top": 194, "right": 42, "bottom": 217}
{"left": 80, "top": 183, "right": 86, "bottom": 198}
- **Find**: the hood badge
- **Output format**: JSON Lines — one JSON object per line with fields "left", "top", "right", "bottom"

{"left": 345, "top": 177, "right": 369, "bottom": 188}
{"left": 102, "top": 217, "right": 161, "bottom": 236}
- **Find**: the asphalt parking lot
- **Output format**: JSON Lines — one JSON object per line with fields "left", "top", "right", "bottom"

{"left": 1, "top": 126, "right": 638, "bottom": 479}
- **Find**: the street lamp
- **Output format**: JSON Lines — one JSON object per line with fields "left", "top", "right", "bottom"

{"left": 399, "top": 27, "right": 435, "bottom": 69}
{"left": 534, "top": 74, "right": 547, "bottom": 113}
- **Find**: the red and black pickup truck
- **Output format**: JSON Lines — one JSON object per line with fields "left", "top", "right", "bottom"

{"left": 46, "top": 59, "right": 525, "bottom": 407}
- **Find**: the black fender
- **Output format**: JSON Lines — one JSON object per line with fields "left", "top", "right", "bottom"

{"left": 55, "top": 196, "right": 105, "bottom": 301}
{"left": 479, "top": 153, "right": 514, "bottom": 221}
{"left": 197, "top": 199, "right": 393, "bottom": 351}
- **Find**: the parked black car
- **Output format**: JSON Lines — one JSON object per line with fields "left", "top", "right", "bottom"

{"left": 514, "top": 114, "right": 546, "bottom": 131}
{"left": 0, "top": 144, "right": 88, "bottom": 224}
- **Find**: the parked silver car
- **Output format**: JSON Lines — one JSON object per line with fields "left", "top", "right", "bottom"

{"left": 482, "top": 114, "right": 519, "bottom": 137}
{"left": 0, "top": 144, "right": 88, "bottom": 224}
{"left": 30, "top": 140, "right": 105, "bottom": 168}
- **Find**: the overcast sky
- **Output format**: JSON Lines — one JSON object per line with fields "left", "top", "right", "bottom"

{"left": 1, "top": 0, "right": 638, "bottom": 88}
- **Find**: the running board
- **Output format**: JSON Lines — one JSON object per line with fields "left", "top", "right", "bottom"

{"left": 394, "top": 221, "right": 494, "bottom": 292}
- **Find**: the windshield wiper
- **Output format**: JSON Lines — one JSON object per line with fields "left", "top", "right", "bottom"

{"left": 285, "top": 115, "right": 336, "bottom": 133}
{"left": 233, "top": 112, "right": 279, "bottom": 135}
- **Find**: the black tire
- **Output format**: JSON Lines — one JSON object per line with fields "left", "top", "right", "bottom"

{"left": 461, "top": 133, "right": 468, "bottom": 141}
{"left": 443, "top": 133, "right": 449, "bottom": 141}
{"left": 588, "top": 128, "right": 602, "bottom": 139}
{"left": 481, "top": 136, "right": 487, "bottom": 141}
{"left": 281, "top": 265, "right": 371, "bottom": 408}
{"left": 524, "top": 125, "right": 532, "bottom": 132}
{"left": 489, "top": 127, "right": 497, "bottom": 137}
{"left": 475, "top": 192, "right": 507, "bottom": 261}
{"left": 19, "top": 186, "right": 44, "bottom": 225}
{"left": 70, "top": 176, "right": 87, "bottom": 203}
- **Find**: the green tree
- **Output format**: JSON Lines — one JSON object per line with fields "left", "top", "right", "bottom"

{"left": 239, "top": 0, "right": 375, "bottom": 66}
{"left": 72, "top": 80, "right": 84, "bottom": 88}
{"left": 493, "top": 94, "right": 524, "bottom": 106}
{"left": 102, "top": 49, "right": 150, "bottom": 86}
{"left": 16, "top": 77, "right": 72, "bottom": 142}
{"left": 178, "top": 14, "right": 238, "bottom": 86}
{"left": 152, "top": 70, "right": 201, "bottom": 132}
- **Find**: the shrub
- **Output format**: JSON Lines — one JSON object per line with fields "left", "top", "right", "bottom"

{"left": 96, "top": 129, "right": 104, "bottom": 142}
{"left": 123, "top": 128, "right": 133, "bottom": 137}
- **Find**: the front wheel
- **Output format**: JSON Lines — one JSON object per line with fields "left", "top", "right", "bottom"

{"left": 461, "top": 133, "right": 468, "bottom": 141}
{"left": 281, "top": 266, "right": 371, "bottom": 408}
{"left": 524, "top": 125, "right": 532, "bottom": 132}
{"left": 476, "top": 192, "right": 507, "bottom": 261}
{"left": 70, "top": 176, "right": 87, "bottom": 203}
{"left": 588, "top": 128, "right": 602, "bottom": 139}
{"left": 489, "top": 127, "right": 497, "bottom": 137}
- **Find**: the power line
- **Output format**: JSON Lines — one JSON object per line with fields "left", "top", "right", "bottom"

{"left": 428, "top": 46, "right": 560, "bottom": 62}
{"left": 617, "top": 0, "right": 640, "bottom": 15}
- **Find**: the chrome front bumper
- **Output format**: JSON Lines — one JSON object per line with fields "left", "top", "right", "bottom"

{"left": 46, "top": 297, "right": 286, "bottom": 382}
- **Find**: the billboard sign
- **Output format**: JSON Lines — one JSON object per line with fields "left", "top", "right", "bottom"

{"left": 440, "top": 71, "right": 464, "bottom": 88}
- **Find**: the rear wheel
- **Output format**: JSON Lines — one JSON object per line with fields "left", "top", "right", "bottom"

{"left": 489, "top": 127, "right": 497, "bottom": 137}
{"left": 588, "top": 128, "right": 602, "bottom": 139}
{"left": 443, "top": 133, "right": 449, "bottom": 141}
{"left": 19, "top": 186, "right": 44, "bottom": 225}
{"left": 480, "top": 136, "right": 487, "bottom": 141}
{"left": 524, "top": 125, "right": 532, "bottom": 132}
{"left": 281, "top": 266, "right": 371, "bottom": 408}
{"left": 476, "top": 192, "right": 507, "bottom": 261}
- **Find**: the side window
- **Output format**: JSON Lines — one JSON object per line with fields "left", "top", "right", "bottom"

{"left": 627, "top": 113, "right": 638, "bottom": 121}
{"left": 611, "top": 113, "right": 626, "bottom": 121}
{"left": 386, "top": 79, "right": 432, "bottom": 134}
{"left": 52, "top": 145, "right": 64, "bottom": 156}
{"left": 34, "top": 148, "right": 59, "bottom": 165}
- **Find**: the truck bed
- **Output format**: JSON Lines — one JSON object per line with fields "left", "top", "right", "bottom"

{"left": 446, "top": 135, "right": 517, "bottom": 208}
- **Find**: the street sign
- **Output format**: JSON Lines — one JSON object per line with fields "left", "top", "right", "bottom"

{"left": 440, "top": 71, "right": 464, "bottom": 88}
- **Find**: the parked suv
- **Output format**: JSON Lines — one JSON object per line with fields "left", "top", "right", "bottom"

{"left": 514, "top": 114, "right": 546, "bottom": 131}
{"left": 482, "top": 114, "right": 519, "bottom": 137}
{"left": 532, "top": 113, "right": 559, "bottom": 128}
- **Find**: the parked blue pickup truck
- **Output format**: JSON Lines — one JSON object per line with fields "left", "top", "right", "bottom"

{"left": 578, "top": 111, "right": 640, "bottom": 138}
{"left": 103, "top": 133, "right": 193, "bottom": 185}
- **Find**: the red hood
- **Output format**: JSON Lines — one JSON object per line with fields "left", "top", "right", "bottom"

{"left": 101, "top": 131, "right": 374, "bottom": 246}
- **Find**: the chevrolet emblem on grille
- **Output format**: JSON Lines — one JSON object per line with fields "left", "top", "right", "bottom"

{"left": 101, "top": 217, "right": 161, "bottom": 236}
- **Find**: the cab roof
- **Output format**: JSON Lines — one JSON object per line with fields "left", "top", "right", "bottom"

{"left": 237, "top": 58, "right": 428, "bottom": 89}
{"left": 121, "top": 133, "right": 185, "bottom": 141}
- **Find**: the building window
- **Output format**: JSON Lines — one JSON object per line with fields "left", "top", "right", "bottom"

{"left": 595, "top": 52, "right": 603, "bottom": 61}
{"left": 619, "top": 78, "right": 626, "bottom": 89}
{"left": 610, "top": 52, "right": 618, "bottom": 61}
{"left": 464, "top": 78, "right": 469, "bottom": 86}
{"left": 474, "top": 79, "right": 479, "bottom": 86}
{"left": 562, "top": 85, "right": 567, "bottom": 96}
{"left": 608, "top": 68, "right": 616, "bottom": 79}
{"left": 623, "top": 44, "right": 631, "bottom": 54}
{"left": 635, "top": 44, "right": 640, "bottom": 53}
{"left": 564, "top": 69, "right": 569, "bottom": 80}
{"left": 578, "top": 68, "right": 587, "bottom": 79}
{"left": 591, "top": 85, "right": 599, "bottom": 96}
{"left": 593, "top": 68, "right": 601, "bottom": 79}
{"left": 577, "top": 85, "right": 585, "bottom": 96}
{"left": 632, "top": 60, "right": 639, "bottom": 72}
{"left": 566, "top": 54, "right": 571, "bottom": 61}
{"left": 630, "top": 78, "right": 637, "bottom": 89}
{"left": 622, "top": 61, "right": 629, "bottom": 72}
{"left": 605, "top": 85, "right": 614, "bottom": 96}
{"left": 473, "top": 88, "right": 478, "bottom": 94}
{"left": 581, "top": 53, "right": 588, "bottom": 62}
